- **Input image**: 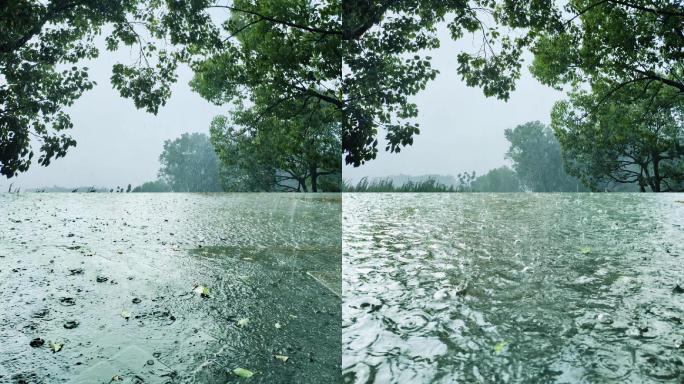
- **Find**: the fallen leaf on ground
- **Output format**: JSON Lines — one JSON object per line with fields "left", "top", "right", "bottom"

{"left": 237, "top": 318, "right": 249, "bottom": 327}
{"left": 494, "top": 341, "right": 508, "bottom": 354}
{"left": 193, "top": 285, "right": 210, "bottom": 298}
{"left": 233, "top": 368, "right": 254, "bottom": 378}
{"left": 579, "top": 247, "right": 591, "bottom": 255}
{"left": 274, "top": 355, "right": 289, "bottom": 362}
{"left": 49, "top": 341, "right": 63, "bottom": 353}
{"left": 274, "top": 322, "right": 282, "bottom": 329}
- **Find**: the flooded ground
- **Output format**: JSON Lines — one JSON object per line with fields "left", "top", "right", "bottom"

{"left": 0, "top": 193, "right": 341, "bottom": 384}
{"left": 343, "top": 193, "right": 684, "bottom": 383}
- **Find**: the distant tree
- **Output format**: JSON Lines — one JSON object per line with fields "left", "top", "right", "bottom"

{"left": 505, "top": 121, "right": 587, "bottom": 192}
{"left": 552, "top": 83, "right": 684, "bottom": 192}
{"left": 472, "top": 166, "right": 521, "bottom": 192}
{"left": 126, "top": 184, "right": 131, "bottom": 193}
{"left": 132, "top": 180, "right": 171, "bottom": 192}
{"left": 454, "top": 172, "right": 476, "bottom": 192}
{"left": 158, "top": 133, "right": 222, "bottom": 192}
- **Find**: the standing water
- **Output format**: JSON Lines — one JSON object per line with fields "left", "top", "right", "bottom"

{"left": 0, "top": 193, "right": 341, "bottom": 383}
{"left": 343, "top": 193, "right": 684, "bottom": 383}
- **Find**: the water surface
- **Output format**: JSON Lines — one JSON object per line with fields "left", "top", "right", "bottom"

{"left": 343, "top": 193, "right": 684, "bottom": 383}
{"left": 1, "top": 193, "right": 341, "bottom": 384}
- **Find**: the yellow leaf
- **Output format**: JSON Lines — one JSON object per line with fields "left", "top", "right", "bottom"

{"left": 494, "top": 341, "right": 508, "bottom": 354}
{"left": 233, "top": 368, "right": 254, "bottom": 378}
{"left": 49, "top": 341, "right": 63, "bottom": 353}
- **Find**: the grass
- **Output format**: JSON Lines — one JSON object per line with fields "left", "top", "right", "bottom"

{"left": 343, "top": 177, "right": 462, "bottom": 192}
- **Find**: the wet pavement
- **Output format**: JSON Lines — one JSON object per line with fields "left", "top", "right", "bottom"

{"left": 0, "top": 193, "right": 341, "bottom": 383}
{"left": 343, "top": 193, "right": 684, "bottom": 383}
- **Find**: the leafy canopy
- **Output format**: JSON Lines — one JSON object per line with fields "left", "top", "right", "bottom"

{"left": 0, "top": 0, "right": 216, "bottom": 178}
{"left": 341, "top": 0, "right": 563, "bottom": 166}
{"left": 209, "top": 97, "right": 341, "bottom": 192}
{"left": 551, "top": 83, "right": 684, "bottom": 192}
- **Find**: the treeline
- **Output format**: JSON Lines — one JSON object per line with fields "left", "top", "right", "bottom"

{"left": 347, "top": 119, "right": 650, "bottom": 193}
{"left": 133, "top": 132, "right": 341, "bottom": 193}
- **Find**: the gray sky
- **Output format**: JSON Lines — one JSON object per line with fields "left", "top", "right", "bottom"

{"left": 5, "top": 40, "right": 225, "bottom": 190}
{"left": 343, "top": 26, "right": 565, "bottom": 182}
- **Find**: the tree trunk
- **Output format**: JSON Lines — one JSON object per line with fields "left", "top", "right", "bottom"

{"left": 642, "top": 165, "right": 657, "bottom": 192}
{"left": 310, "top": 163, "right": 318, "bottom": 192}
{"left": 638, "top": 167, "right": 646, "bottom": 192}
{"left": 652, "top": 153, "right": 661, "bottom": 192}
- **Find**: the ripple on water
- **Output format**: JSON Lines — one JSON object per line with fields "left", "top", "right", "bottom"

{"left": 343, "top": 193, "right": 684, "bottom": 383}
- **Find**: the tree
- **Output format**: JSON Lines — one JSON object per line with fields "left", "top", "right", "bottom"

{"left": 0, "top": 0, "right": 189, "bottom": 178}
{"left": 341, "top": 1, "right": 566, "bottom": 166}
{"left": 529, "top": 0, "right": 684, "bottom": 113}
{"left": 471, "top": 166, "right": 521, "bottom": 192}
{"left": 209, "top": 98, "right": 341, "bottom": 192}
{"left": 551, "top": 83, "right": 684, "bottom": 192}
{"left": 164, "top": 0, "right": 558, "bottom": 168}
{"left": 158, "top": 132, "right": 222, "bottom": 192}
{"left": 505, "top": 121, "right": 587, "bottom": 192}
{"left": 187, "top": 0, "right": 341, "bottom": 189}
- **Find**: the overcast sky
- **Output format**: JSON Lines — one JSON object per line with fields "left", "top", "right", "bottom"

{"left": 4, "top": 39, "right": 225, "bottom": 190}
{"left": 343, "top": 26, "right": 566, "bottom": 182}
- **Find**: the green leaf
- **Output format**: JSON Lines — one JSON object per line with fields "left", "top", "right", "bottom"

{"left": 579, "top": 247, "right": 591, "bottom": 255}
{"left": 233, "top": 368, "right": 254, "bottom": 378}
{"left": 494, "top": 341, "right": 508, "bottom": 354}
{"left": 193, "top": 285, "right": 210, "bottom": 297}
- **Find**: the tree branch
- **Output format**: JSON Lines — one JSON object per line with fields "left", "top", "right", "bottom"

{"left": 209, "top": 5, "right": 340, "bottom": 36}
